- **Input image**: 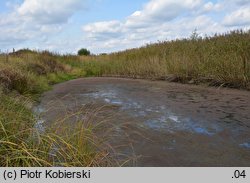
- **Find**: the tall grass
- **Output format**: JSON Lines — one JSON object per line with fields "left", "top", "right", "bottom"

{"left": 0, "top": 50, "right": 111, "bottom": 167}
{"left": 81, "top": 30, "right": 250, "bottom": 89}
{"left": 0, "top": 92, "right": 113, "bottom": 166}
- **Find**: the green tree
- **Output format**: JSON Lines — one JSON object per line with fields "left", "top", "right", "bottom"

{"left": 78, "top": 48, "right": 91, "bottom": 56}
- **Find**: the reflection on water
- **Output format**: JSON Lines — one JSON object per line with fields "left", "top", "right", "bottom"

{"left": 240, "top": 142, "right": 250, "bottom": 149}
{"left": 34, "top": 119, "right": 45, "bottom": 133}
{"left": 33, "top": 106, "right": 46, "bottom": 133}
{"left": 82, "top": 89, "right": 223, "bottom": 136}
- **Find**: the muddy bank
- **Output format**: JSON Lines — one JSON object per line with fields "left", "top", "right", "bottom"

{"left": 101, "top": 74, "right": 250, "bottom": 90}
{"left": 36, "top": 77, "right": 250, "bottom": 166}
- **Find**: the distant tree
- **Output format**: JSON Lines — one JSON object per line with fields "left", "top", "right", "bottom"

{"left": 100, "top": 53, "right": 107, "bottom": 56}
{"left": 78, "top": 48, "right": 91, "bottom": 56}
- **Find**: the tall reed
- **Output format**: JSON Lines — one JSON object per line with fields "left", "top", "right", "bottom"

{"left": 81, "top": 30, "right": 250, "bottom": 89}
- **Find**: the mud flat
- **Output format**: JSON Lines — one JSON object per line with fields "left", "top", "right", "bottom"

{"left": 36, "top": 77, "right": 250, "bottom": 166}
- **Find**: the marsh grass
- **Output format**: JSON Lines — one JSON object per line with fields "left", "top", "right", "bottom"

{"left": 81, "top": 30, "right": 250, "bottom": 89}
{"left": 0, "top": 50, "right": 111, "bottom": 167}
{"left": 0, "top": 92, "right": 116, "bottom": 167}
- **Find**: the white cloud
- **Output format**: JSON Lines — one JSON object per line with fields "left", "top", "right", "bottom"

{"left": 83, "top": 21, "right": 121, "bottom": 33}
{"left": 125, "top": 0, "right": 202, "bottom": 28}
{"left": 82, "top": 14, "right": 227, "bottom": 53}
{"left": 223, "top": 7, "right": 250, "bottom": 26}
{"left": 82, "top": 0, "right": 204, "bottom": 39}
{"left": 233, "top": 0, "right": 250, "bottom": 6}
{"left": 0, "top": 0, "right": 87, "bottom": 50}
{"left": 17, "top": 0, "right": 85, "bottom": 24}
{"left": 81, "top": 0, "right": 250, "bottom": 53}
{"left": 81, "top": 0, "right": 221, "bottom": 53}
{"left": 199, "top": 1, "right": 222, "bottom": 13}
{"left": 1, "top": 0, "right": 250, "bottom": 54}
{"left": 82, "top": 21, "right": 123, "bottom": 43}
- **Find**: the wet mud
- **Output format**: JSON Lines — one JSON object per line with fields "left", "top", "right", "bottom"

{"left": 36, "top": 77, "right": 250, "bottom": 166}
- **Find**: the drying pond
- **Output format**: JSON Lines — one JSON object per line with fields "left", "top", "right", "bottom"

{"left": 36, "top": 77, "right": 250, "bottom": 166}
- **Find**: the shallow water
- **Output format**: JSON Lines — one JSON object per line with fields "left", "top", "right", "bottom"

{"left": 37, "top": 77, "right": 250, "bottom": 166}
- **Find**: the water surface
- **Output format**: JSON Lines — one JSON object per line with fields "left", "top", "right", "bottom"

{"left": 37, "top": 77, "right": 250, "bottom": 166}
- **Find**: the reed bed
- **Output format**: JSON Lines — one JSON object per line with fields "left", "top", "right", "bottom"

{"left": 81, "top": 30, "right": 250, "bottom": 89}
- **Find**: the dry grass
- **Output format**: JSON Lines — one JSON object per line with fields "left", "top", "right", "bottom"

{"left": 81, "top": 30, "right": 250, "bottom": 89}
{"left": 0, "top": 50, "right": 109, "bottom": 167}
{"left": 0, "top": 93, "right": 116, "bottom": 167}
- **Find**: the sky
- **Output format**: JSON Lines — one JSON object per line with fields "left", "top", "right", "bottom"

{"left": 0, "top": 0, "right": 250, "bottom": 54}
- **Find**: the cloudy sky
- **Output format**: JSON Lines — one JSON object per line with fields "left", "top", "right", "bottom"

{"left": 0, "top": 0, "right": 250, "bottom": 54}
